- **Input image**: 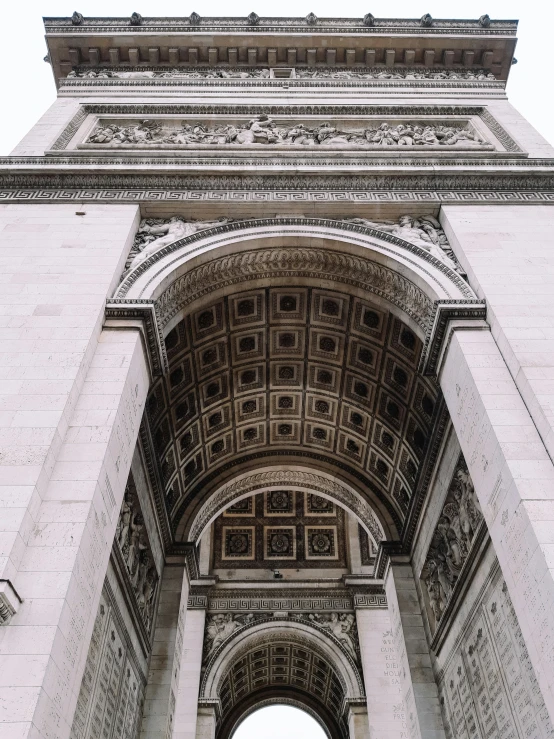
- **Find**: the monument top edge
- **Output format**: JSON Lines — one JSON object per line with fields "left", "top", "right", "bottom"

{"left": 43, "top": 15, "right": 518, "bottom": 34}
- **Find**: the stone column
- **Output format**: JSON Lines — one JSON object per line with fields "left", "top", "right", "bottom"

{"left": 438, "top": 325, "right": 554, "bottom": 725}
{"left": 198, "top": 524, "right": 213, "bottom": 577}
{"left": 195, "top": 703, "right": 217, "bottom": 739}
{"left": 347, "top": 514, "right": 363, "bottom": 574}
{"left": 385, "top": 561, "right": 446, "bottom": 739}
{"left": 140, "top": 564, "right": 187, "bottom": 739}
{"left": 171, "top": 601, "right": 206, "bottom": 739}
{"left": 0, "top": 326, "right": 149, "bottom": 739}
{"left": 355, "top": 602, "right": 406, "bottom": 739}
{"left": 346, "top": 701, "right": 370, "bottom": 739}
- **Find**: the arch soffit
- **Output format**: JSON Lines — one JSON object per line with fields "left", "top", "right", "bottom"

{"left": 114, "top": 219, "right": 475, "bottom": 334}
{"left": 181, "top": 465, "right": 387, "bottom": 545}
{"left": 202, "top": 620, "right": 364, "bottom": 700}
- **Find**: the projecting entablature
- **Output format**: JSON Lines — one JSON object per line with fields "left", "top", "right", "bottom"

{"left": 44, "top": 14, "right": 518, "bottom": 87}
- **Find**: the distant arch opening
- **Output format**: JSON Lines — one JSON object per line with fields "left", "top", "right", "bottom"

{"left": 230, "top": 704, "right": 329, "bottom": 739}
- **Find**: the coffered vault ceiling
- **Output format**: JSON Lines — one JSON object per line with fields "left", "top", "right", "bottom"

{"left": 144, "top": 286, "right": 440, "bottom": 538}
{"left": 217, "top": 640, "right": 346, "bottom": 739}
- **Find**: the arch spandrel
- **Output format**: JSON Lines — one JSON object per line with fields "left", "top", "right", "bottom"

{"left": 202, "top": 621, "right": 364, "bottom": 698}
{"left": 114, "top": 219, "right": 476, "bottom": 327}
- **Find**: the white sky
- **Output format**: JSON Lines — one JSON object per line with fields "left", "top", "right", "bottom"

{"left": 0, "top": 0, "right": 553, "bottom": 155}
{"left": 233, "top": 705, "right": 327, "bottom": 739}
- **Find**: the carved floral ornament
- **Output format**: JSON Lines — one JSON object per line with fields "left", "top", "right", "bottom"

{"left": 85, "top": 115, "right": 489, "bottom": 150}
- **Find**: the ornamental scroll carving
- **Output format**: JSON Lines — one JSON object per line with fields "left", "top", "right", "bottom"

{"left": 86, "top": 116, "right": 487, "bottom": 149}
{"left": 203, "top": 611, "right": 360, "bottom": 664}
{"left": 68, "top": 68, "right": 496, "bottom": 81}
{"left": 421, "top": 455, "right": 483, "bottom": 634}
{"left": 126, "top": 214, "right": 462, "bottom": 275}
{"left": 115, "top": 481, "right": 159, "bottom": 633}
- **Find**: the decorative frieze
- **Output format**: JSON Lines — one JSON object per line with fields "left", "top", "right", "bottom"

{"left": 2, "top": 189, "right": 554, "bottom": 206}
{"left": 85, "top": 116, "right": 488, "bottom": 149}
{"left": 67, "top": 66, "right": 497, "bottom": 81}
{"left": 421, "top": 455, "right": 484, "bottom": 634}
{"left": 202, "top": 590, "right": 356, "bottom": 613}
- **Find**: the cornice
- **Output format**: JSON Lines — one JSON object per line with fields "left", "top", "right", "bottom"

{"left": 4, "top": 156, "right": 544, "bottom": 169}
{"left": 9, "top": 156, "right": 544, "bottom": 168}
{"left": 420, "top": 301, "right": 488, "bottom": 376}
{"left": 44, "top": 16, "right": 518, "bottom": 36}
{"left": 53, "top": 102, "right": 498, "bottom": 116}
{"left": 2, "top": 174, "right": 554, "bottom": 192}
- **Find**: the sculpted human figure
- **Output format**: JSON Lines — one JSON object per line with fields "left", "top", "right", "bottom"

{"left": 142, "top": 568, "right": 157, "bottom": 629}
{"left": 436, "top": 515, "right": 463, "bottom": 571}
{"left": 134, "top": 550, "right": 150, "bottom": 596}
{"left": 126, "top": 513, "right": 144, "bottom": 577}
{"left": 424, "top": 562, "right": 444, "bottom": 621}
{"left": 117, "top": 494, "right": 132, "bottom": 549}
{"left": 127, "top": 217, "right": 229, "bottom": 272}
{"left": 310, "top": 612, "right": 358, "bottom": 661}
{"left": 456, "top": 468, "right": 482, "bottom": 539}
{"left": 235, "top": 114, "right": 279, "bottom": 144}
{"left": 205, "top": 613, "right": 246, "bottom": 655}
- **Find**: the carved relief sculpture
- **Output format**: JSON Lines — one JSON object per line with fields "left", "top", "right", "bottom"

{"left": 204, "top": 613, "right": 256, "bottom": 659}
{"left": 306, "top": 612, "right": 359, "bottom": 662}
{"left": 126, "top": 214, "right": 462, "bottom": 275}
{"left": 125, "top": 217, "right": 230, "bottom": 271}
{"left": 421, "top": 455, "right": 483, "bottom": 633}
{"left": 86, "top": 116, "right": 488, "bottom": 149}
{"left": 68, "top": 67, "right": 496, "bottom": 81}
{"left": 115, "top": 482, "right": 159, "bottom": 633}
{"left": 203, "top": 610, "right": 361, "bottom": 665}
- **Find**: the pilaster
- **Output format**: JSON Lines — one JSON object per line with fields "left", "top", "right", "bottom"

{"left": 140, "top": 564, "right": 186, "bottom": 739}
{"left": 0, "top": 326, "right": 149, "bottom": 739}
{"left": 438, "top": 325, "right": 554, "bottom": 727}
{"left": 171, "top": 605, "right": 206, "bottom": 739}
{"left": 384, "top": 560, "right": 446, "bottom": 739}
{"left": 354, "top": 598, "right": 406, "bottom": 738}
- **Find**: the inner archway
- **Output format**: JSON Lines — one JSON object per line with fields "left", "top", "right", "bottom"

{"left": 231, "top": 704, "right": 329, "bottom": 739}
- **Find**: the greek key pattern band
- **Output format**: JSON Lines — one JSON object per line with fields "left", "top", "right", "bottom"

{"left": 2, "top": 190, "right": 554, "bottom": 204}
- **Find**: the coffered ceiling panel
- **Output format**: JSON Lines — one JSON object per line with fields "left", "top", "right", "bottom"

{"left": 145, "top": 287, "right": 440, "bottom": 535}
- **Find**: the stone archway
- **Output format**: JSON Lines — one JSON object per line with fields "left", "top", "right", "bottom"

{"left": 201, "top": 621, "right": 366, "bottom": 739}
{"left": 108, "top": 218, "right": 483, "bottom": 552}
{"left": 105, "top": 217, "right": 486, "bottom": 739}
